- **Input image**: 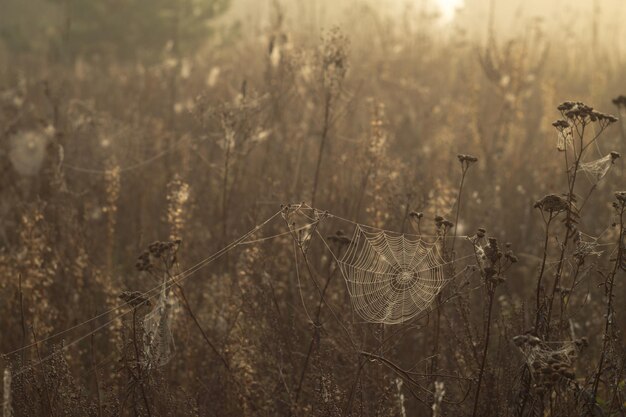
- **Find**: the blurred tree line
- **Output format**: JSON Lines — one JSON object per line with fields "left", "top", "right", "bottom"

{"left": 0, "top": 0, "right": 230, "bottom": 62}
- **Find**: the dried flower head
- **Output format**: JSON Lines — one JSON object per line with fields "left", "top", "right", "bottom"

{"left": 534, "top": 194, "right": 570, "bottom": 214}
{"left": 457, "top": 154, "right": 478, "bottom": 163}
{"left": 136, "top": 240, "right": 181, "bottom": 271}
{"left": 119, "top": 290, "right": 150, "bottom": 308}
{"left": 551, "top": 119, "right": 570, "bottom": 131}
{"left": 612, "top": 95, "right": 626, "bottom": 108}
{"left": 557, "top": 101, "right": 617, "bottom": 126}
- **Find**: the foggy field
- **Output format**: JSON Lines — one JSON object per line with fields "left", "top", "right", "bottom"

{"left": 1, "top": 0, "right": 626, "bottom": 415}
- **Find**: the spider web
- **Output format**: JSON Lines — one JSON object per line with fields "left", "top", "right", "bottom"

{"left": 513, "top": 335, "right": 580, "bottom": 385}
{"left": 556, "top": 131, "right": 572, "bottom": 152}
{"left": 143, "top": 277, "right": 175, "bottom": 369}
{"left": 579, "top": 152, "right": 619, "bottom": 183}
{"left": 338, "top": 225, "right": 446, "bottom": 324}
{"left": 282, "top": 203, "right": 325, "bottom": 255}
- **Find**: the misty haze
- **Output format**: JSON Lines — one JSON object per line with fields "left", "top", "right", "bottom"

{"left": 1, "top": 0, "right": 626, "bottom": 416}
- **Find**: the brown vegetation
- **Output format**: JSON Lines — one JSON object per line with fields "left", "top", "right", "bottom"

{"left": 1, "top": 1, "right": 626, "bottom": 416}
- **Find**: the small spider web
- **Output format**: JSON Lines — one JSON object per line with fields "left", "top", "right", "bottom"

{"left": 557, "top": 130, "right": 572, "bottom": 152}
{"left": 282, "top": 203, "right": 326, "bottom": 254}
{"left": 143, "top": 277, "right": 175, "bottom": 369}
{"left": 578, "top": 152, "right": 619, "bottom": 183}
{"left": 513, "top": 335, "right": 582, "bottom": 385}
{"left": 337, "top": 225, "right": 447, "bottom": 324}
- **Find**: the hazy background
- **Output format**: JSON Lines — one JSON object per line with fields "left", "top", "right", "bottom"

{"left": 1, "top": 0, "right": 626, "bottom": 416}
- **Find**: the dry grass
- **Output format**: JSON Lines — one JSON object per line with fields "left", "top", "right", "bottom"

{"left": 1, "top": 1, "right": 626, "bottom": 416}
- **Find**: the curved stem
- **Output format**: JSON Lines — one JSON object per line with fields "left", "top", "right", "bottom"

{"left": 591, "top": 205, "right": 624, "bottom": 410}
{"left": 311, "top": 91, "right": 332, "bottom": 207}
{"left": 472, "top": 289, "right": 495, "bottom": 417}
{"left": 451, "top": 169, "right": 468, "bottom": 258}
{"left": 132, "top": 309, "right": 153, "bottom": 417}
{"left": 535, "top": 214, "right": 553, "bottom": 329}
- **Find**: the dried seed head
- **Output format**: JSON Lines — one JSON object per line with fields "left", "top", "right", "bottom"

{"left": 612, "top": 95, "right": 626, "bottom": 108}
{"left": 505, "top": 252, "right": 518, "bottom": 263}
{"left": 551, "top": 119, "right": 570, "bottom": 130}
{"left": 557, "top": 101, "right": 617, "bottom": 125}
{"left": 534, "top": 194, "right": 570, "bottom": 213}
{"left": 136, "top": 251, "right": 152, "bottom": 271}
{"left": 119, "top": 290, "right": 150, "bottom": 307}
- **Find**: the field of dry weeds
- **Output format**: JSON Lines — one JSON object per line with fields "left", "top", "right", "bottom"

{"left": 1, "top": 1, "right": 626, "bottom": 416}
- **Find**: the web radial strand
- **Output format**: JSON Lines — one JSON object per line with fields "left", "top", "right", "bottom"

{"left": 339, "top": 225, "right": 446, "bottom": 324}
{"left": 143, "top": 280, "right": 175, "bottom": 368}
{"left": 578, "top": 153, "right": 617, "bottom": 183}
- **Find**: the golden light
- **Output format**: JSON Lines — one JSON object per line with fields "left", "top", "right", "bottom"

{"left": 434, "top": 0, "right": 464, "bottom": 21}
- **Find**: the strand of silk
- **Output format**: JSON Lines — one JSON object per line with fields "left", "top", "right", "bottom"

{"left": 299, "top": 202, "right": 470, "bottom": 240}
{"left": 3, "top": 209, "right": 284, "bottom": 378}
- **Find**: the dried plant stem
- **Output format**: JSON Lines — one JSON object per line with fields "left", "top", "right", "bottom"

{"left": 544, "top": 125, "right": 594, "bottom": 334}
{"left": 357, "top": 352, "right": 430, "bottom": 407}
{"left": 171, "top": 277, "right": 264, "bottom": 413}
{"left": 400, "top": 196, "right": 411, "bottom": 233}
{"left": 90, "top": 333, "right": 103, "bottom": 417}
{"left": 311, "top": 91, "right": 332, "bottom": 207}
{"left": 590, "top": 202, "right": 624, "bottom": 409}
{"left": 222, "top": 135, "right": 232, "bottom": 245}
{"left": 471, "top": 288, "right": 495, "bottom": 417}
{"left": 432, "top": 161, "right": 470, "bottom": 376}
{"left": 451, "top": 168, "right": 469, "bottom": 257}
{"left": 18, "top": 275, "right": 26, "bottom": 363}
{"left": 353, "top": 163, "right": 374, "bottom": 223}
{"left": 292, "top": 247, "right": 334, "bottom": 414}
{"left": 617, "top": 109, "right": 626, "bottom": 177}
{"left": 607, "top": 348, "right": 626, "bottom": 416}
{"left": 31, "top": 328, "right": 56, "bottom": 417}
{"left": 345, "top": 357, "right": 367, "bottom": 414}
{"left": 131, "top": 308, "right": 152, "bottom": 417}
{"left": 534, "top": 213, "right": 553, "bottom": 329}
{"left": 173, "top": 281, "right": 230, "bottom": 371}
